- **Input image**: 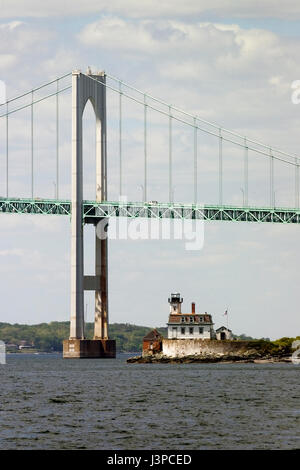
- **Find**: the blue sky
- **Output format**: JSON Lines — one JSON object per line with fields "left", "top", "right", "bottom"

{"left": 0, "top": 1, "right": 300, "bottom": 340}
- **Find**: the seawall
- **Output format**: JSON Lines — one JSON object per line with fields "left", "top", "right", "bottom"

{"left": 162, "top": 338, "right": 258, "bottom": 358}
{"left": 127, "top": 338, "right": 293, "bottom": 363}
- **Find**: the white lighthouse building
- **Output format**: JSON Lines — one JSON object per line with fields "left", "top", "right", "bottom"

{"left": 167, "top": 293, "right": 216, "bottom": 340}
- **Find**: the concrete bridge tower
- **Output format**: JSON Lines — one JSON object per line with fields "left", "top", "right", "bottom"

{"left": 63, "top": 69, "right": 116, "bottom": 358}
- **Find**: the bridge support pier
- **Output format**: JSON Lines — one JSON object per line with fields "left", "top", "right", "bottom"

{"left": 63, "top": 339, "right": 116, "bottom": 359}
{"left": 63, "top": 69, "right": 116, "bottom": 359}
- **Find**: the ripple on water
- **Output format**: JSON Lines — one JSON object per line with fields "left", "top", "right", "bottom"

{"left": 0, "top": 355, "right": 299, "bottom": 449}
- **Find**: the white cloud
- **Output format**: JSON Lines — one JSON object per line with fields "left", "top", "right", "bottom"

{"left": 0, "top": 21, "right": 54, "bottom": 84}
{"left": 79, "top": 18, "right": 240, "bottom": 55}
{"left": 77, "top": 18, "right": 300, "bottom": 151}
{"left": 79, "top": 17, "right": 192, "bottom": 53}
{"left": 0, "top": 21, "right": 50, "bottom": 52}
{"left": 1, "top": 1, "right": 300, "bottom": 20}
{"left": 78, "top": 19, "right": 294, "bottom": 82}
{"left": 0, "top": 53, "right": 17, "bottom": 68}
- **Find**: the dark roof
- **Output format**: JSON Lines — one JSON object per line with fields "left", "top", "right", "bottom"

{"left": 168, "top": 314, "right": 213, "bottom": 324}
{"left": 143, "top": 329, "right": 163, "bottom": 341}
{"left": 216, "top": 326, "right": 232, "bottom": 332}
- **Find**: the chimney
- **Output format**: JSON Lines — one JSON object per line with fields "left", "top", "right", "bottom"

{"left": 191, "top": 302, "right": 195, "bottom": 314}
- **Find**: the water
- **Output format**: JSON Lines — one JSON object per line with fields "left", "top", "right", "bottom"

{"left": 0, "top": 354, "right": 299, "bottom": 449}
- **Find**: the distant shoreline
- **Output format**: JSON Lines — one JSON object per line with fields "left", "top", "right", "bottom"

{"left": 6, "top": 351, "right": 139, "bottom": 356}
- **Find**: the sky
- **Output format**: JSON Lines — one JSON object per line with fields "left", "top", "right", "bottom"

{"left": 0, "top": 1, "right": 300, "bottom": 339}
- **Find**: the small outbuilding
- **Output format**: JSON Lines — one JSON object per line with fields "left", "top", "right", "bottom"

{"left": 142, "top": 329, "right": 163, "bottom": 355}
{"left": 216, "top": 326, "right": 233, "bottom": 340}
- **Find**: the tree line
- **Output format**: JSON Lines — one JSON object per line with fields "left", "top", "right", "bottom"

{"left": 0, "top": 322, "right": 167, "bottom": 353}
{"left": 0, "top": 321, "right": 298, "bottom": 354}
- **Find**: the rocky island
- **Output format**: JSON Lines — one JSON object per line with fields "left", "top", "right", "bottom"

{"left": 127, "top": 293, "right": 298, "bottom": 365}
{"left": 127, "top": 337, "right": 294, "bottom": 364}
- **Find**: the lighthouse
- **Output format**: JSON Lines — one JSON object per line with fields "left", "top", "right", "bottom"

{"left": 167, "top": 293, "right": 215, "bottom": 340}
{"left": 168, "top": 293, "right": 183, "bottom": 314}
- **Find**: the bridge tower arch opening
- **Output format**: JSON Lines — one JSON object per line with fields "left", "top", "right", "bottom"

{"left": 63, "top": 69, "right": 116, "bottom": 358}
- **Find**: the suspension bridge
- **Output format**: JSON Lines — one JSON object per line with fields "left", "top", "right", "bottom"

{"left": 1, "top": 68, "right": 300, "bottom": 357}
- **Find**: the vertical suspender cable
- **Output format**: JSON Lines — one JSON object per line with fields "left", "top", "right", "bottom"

{"left": 194, "top": 117, "right": 197, "bottom": 204}
{"left": 6, "top": 102, "right": 8, "bottom": 197}
{"left": 56, "top": 79, "right": 59, "bottom": 199}
{"left": 169, "top": 105, "right": 172, "bottom": 203}
{"left": 219, "top": 128, "right": 223, "bottom": 205}
{"left": 144, "top": 94, "right": 147, "bottom": 202}
{"left": 244, "top": 137, "right": 248, "bottom": 207}
{"left": 31, "top": 90, "right": 34, "bottom": 199}
{"left": 270, "top": 147, "right": 274, "bottom": 207}
{"left": 119, "top": 81, "right": 122, "bottom": 197}
{"left": 295, "top": 157, "right": 299, "bottom": 208}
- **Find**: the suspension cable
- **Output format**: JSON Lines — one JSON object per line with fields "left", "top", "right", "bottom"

{"left": 85, "top": 73, "right": 299, "bottom": 167}
{"left": 106, "top": 72, "right": 300, "bottom": 164}
{"left": 0, "top": 72, "right": 71, "bottom": 107}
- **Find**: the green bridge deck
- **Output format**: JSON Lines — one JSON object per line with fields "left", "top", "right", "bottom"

{"left": 1, "top": 197, "right": 300, "bottom": 224}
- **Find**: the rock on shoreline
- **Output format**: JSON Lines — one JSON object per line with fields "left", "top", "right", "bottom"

{"left": 127, "top": 353, "right": 292, "bottom": 364}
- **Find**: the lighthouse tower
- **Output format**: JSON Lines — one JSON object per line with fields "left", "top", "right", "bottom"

{"left": 168, "top": 293, "right": 183, "bottom": 314}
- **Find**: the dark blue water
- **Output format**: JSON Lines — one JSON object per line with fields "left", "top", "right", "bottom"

{"left": 0, "top": 354, "right": 299, "bottom": 449}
